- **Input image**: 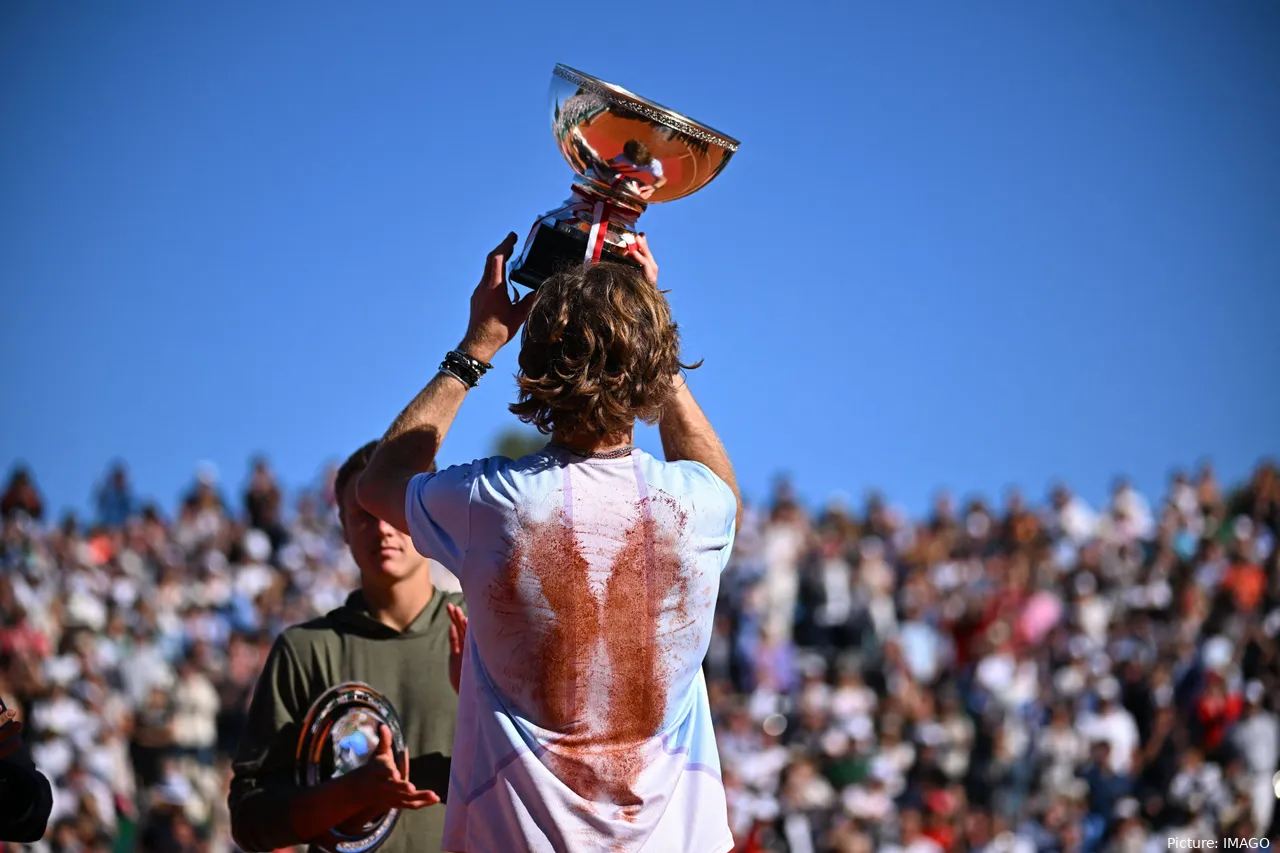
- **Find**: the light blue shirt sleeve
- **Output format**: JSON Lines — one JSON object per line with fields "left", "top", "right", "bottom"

{"left": 404, "top": 462, "right": 476, "bottom": 576}
{"left": 679, "top": 460, "right": 737, "bottom": 571}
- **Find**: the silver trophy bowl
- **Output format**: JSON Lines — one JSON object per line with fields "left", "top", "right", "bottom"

{"left": 295, "top": 682, "right": 407, "bottom": 853}
{"left": 510, "top": 64, "right": 740, "bottom": 289}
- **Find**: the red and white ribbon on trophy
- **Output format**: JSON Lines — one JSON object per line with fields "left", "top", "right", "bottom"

{"left": 584, "top": 199, "right": 616, "bottom": 264}
{"left": 569, "top": 184, "right": 635, "bottom": 265}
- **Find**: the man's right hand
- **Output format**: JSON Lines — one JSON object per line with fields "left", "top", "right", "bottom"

{"left": 349, "top": 724, "right": 440, "bottom": 816}
{"left": 287, "top": 722, "right": 440, "bottom": 848}
{"left": 625, "top": 233, "right": 659, "bottom": 286}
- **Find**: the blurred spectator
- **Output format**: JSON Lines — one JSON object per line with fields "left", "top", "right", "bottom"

{"left": 1229, "top": 680, "right": 1278, "bottom": 831}
{"left": 95, "top": 462, "right": 136, "bottom": 530}
{"left": 243, "top": 456, "right": 286, "bottom": 552}
{"left": 1194, "top": 672, "right": 1242, "bottom": 756}
{"left": 1046, "top": 483, "right": 1098, "bottom": 546}
{"left": 2, "top": 466, "right": 44, "bottom": 522}
{"left": 1076, "top": 678, "right": 1140, "bottom": 776}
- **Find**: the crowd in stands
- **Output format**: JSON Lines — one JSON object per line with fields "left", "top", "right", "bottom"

{"left": 1, "top": 454, "right": 1277, "bottom": 853}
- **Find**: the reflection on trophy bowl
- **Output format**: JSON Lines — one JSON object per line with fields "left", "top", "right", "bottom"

{"left": 510, "top": 64, "right": 739, "bottom": 289}
{"left": 296, "top": 683, "right": 406, "bottom": 853}
{"left": 550, "top": 64, "right": 739, "bottom": 207}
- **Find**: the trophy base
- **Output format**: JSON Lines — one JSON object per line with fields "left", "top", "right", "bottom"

{"left": 509, "top": 190, "right": 644, "bottom": 290}
{"left": 510, "top": 223, "right": 642, "bottom": 290}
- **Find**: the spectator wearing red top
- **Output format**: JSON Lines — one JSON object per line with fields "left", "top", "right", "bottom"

{"left": 0, "top": 607, "right": 51, "bottom": 662}
{"left": 1195, "top": 673, "right": 1243, "bottom": 755}
{"left": 1222, "top": 555, "right": 1266, "bottom": 613}
{"left": 888, "top": 807, "right": 944, "bottom": 853}
{"left": 922, "top": 813, "right": 955, "bottom": 852}
{"left": 921, "top": 792, "right": 959, "bottom": 853}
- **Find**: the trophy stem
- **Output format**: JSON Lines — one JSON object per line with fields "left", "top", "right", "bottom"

{"left": 509, "top": 187, "right": 644, "bottom": 290}
{"left": 569, "top": 178, "right": 647, "bottom": 217}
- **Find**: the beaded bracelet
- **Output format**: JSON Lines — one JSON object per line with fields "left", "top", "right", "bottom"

{"left": 438, "top": 349, "right": 493, "bottom": 388}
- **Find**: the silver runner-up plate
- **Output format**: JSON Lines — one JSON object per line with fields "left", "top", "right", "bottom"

{"left": 295, "top": 682, "right": 407, "bottom": 853}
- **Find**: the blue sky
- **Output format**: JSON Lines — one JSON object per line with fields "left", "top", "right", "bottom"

{"left": 2, "top": 1, "right": 1277, "bottom": 522}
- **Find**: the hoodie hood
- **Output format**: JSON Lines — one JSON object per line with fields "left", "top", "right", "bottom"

{"left": 329, "top": 587, "right": 446, "bottom": 639}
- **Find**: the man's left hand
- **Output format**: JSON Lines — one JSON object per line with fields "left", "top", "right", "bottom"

{"left": 447, "top": 603, "right": 468, "bottom": 694}
{"left": 0, "top": 710, "right": 22, "bottom": 761}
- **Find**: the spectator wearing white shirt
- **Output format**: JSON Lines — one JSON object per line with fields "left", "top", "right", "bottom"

{"left": 49, "top": 760, "right": 116, "bottom": 833}
{"left": 1228, "top": 680, "right": 1279, "bottom": 832}
{"left": 30, "top": 683, "right": 87, "bottom": 740}
{"left": 1167, "top": 746, "right": 1229, "bottom": 829}
{"left": 1072, "top": 570, "right": 1113, "bottom": 645}
{"left": 762, "top": 507, "right": 807, "bottom": 643}
{"left": 870, "top": 717, "right": 916, "bottom": 798}
{"left": 1077, "top": 677, "right": 1140, "bottom": 775}
{"left": 171, "top": 658, "right": 219, "bottom": 765}
{"left": 117, "top": 625, "right": 174, "bottom": 707}
{"left": 897, "top": 601, "right": 945, "bottom": 686}
{"left": 1109, "top": 478, "right": 1155, "bottom": 541}
{"left": 842, "top": 769, "right": 894, "bottom": 822}
{"left": 830, "top": 666, "right": 877, "bottom": 730}
{"left": 933, "top": 692, "right": 975, "bottom": 783}
{"left": 1038, "top": 703, "right": 1089, "bottom": 790}
{"left": 1047, "top": 484, "right": 1098, "bottom": 546}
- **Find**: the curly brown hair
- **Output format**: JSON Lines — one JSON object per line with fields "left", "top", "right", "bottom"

{"left": 510, "top": 260, "right": 699, "bottom": 437}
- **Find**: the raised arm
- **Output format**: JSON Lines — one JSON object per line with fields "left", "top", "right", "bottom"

{"left": 624, "top": 235, "right": 742, "bottom": 530}
{"left": 357, "top": 233, "right": 534, "bottom": 533}
{"left": 659, "top": 380, "right": 742, "bottom": 530}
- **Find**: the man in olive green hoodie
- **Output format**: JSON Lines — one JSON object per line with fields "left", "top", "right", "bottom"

{"left": 228, "top": 441, "right": 465, "bottom": 853}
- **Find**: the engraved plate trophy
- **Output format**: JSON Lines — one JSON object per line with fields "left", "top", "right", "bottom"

{"left": 509, "top": 64, "right": 740, "bottom": 289}
{"left": 295, "top": 683, "right": 408, "bottom": 853}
